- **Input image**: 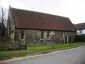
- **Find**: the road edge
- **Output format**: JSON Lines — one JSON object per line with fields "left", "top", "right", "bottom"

{"left": 0, "top": 46, "right": 83, "bottom": 63}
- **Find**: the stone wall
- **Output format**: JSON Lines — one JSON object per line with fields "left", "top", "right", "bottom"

{"left": 17, "top": 30, "right": 76, "bottom": 44}
{"left": 10, "top": 29, "right": 76, "bottom": 45}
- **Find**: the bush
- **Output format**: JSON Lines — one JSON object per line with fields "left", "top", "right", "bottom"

{"left": 75, "top": 34, "right": 85, "bottom": 42}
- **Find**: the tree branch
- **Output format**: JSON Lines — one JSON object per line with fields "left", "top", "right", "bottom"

{"left": 0, "top": 7, "right": 7, "bottom": 25}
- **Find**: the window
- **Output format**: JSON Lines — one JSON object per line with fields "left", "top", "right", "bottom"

{"left": 14, "top": 31, "right": 17, "bottom": 40}
{"left": 47, "top": 31, "right": 50, "bottom": 39}
{"left": 60, "top": 32, "right": 63, "bottom": 39}
{"left": 41, "top": 31, "right": 44, "bottom": 39}
{"left": 41, "top": 31, "right": 50, "bottom": 39}
{"left": 21, "top": 30, "right": 24, "bottom": 39}
{"left": 50, "top": 31, "right": 55, "bottom": 35}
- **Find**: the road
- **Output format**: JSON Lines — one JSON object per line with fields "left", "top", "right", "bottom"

{"left": 1, "top": 46, "right": 85, "bottom": 64}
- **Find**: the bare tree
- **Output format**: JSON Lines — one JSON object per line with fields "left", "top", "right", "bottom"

{"left": 0, "top": 7, "right": 7, "bottom": 44}
{"left": 0, "top": 7, "right": 7, "bottom": 25}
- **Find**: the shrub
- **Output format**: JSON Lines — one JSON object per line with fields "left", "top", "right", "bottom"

{"left": 75, "top": 34, "right": 85, "bottom": 42}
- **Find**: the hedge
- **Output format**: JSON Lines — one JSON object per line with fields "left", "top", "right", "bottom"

{"left": 75, "top": 34, "right": 85, "bottom": 42}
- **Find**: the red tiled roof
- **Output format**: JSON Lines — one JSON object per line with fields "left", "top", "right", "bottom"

{"left": 75, "top": 23, "right": 85, "bottom": 30}
{"left": 9, "top": 7, "right": 76, "bottom": 31}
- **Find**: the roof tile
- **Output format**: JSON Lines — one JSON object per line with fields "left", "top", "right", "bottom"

{"left": 9, "top": 7, "right": 76, "bottom": 31}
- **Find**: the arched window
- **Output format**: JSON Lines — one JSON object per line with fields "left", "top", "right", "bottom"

{"left": 41, "top": 30, "right": 44, "bottom": 39}
{"left": 21, "top": 30, "right": 24, "bottom": 39}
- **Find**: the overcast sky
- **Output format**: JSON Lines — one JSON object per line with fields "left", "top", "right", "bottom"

{"left": 0, "top": 0, "right": 85, "bottom": 24}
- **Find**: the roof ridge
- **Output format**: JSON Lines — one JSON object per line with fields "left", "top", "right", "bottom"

{"left": 10, "top": 7, "right": 68, "bottom": 19}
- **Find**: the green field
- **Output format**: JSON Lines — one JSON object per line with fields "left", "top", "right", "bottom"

{"left": 0, "top": 42, "right": 84, "bottom": 58}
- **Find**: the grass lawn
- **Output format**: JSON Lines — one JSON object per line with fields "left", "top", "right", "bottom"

{"left": 0, "top": 42, "right": 84, "bottom": 58}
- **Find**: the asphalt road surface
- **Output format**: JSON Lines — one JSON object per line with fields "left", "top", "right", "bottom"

{"left": 1, "top": 46, "right": 85, "bottom": 64}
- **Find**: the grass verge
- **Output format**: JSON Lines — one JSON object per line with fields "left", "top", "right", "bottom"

{"left": 0, "top": 42, "right": 84, "bottom": 59}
